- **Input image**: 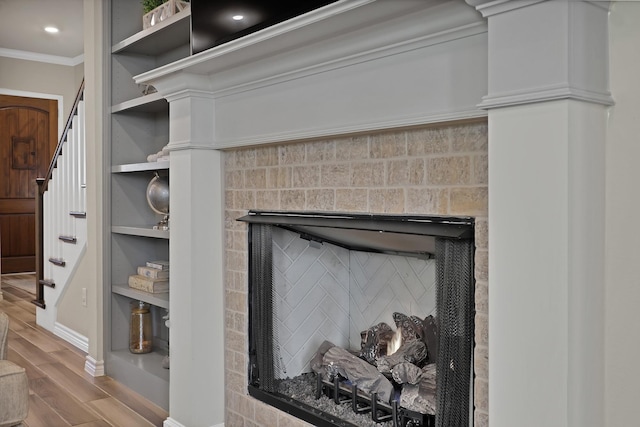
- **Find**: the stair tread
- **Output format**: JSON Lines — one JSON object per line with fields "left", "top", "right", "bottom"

{"left": 39, "top": 279, "right": 56, "bottom": 288}
{"left": 59, "top": 235, "right": 77, "bottom": 244}
{"left": 48, "top": 258, "right": 66, "bottom": 267}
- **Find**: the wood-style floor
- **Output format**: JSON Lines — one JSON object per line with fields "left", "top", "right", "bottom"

{"left": 0, "top": 274, "right": 169, "bottom": 427}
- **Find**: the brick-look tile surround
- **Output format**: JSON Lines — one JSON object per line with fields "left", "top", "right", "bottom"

{"left": 224, "top": 120, "right": 489, "bottom": 427}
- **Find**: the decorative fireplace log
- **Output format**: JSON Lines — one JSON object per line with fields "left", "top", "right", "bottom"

{"left": 391, "top": 362, "right": 422, "bottom": 385}
{"left": 399, "top": 364, "right": 437, "bottom": 415}
{"left": 319, "top": 346, "right": 395, "bottom": 403}
{"left": 377, "top": 340, "right": 427, "bottom": 374}
{"left": 359, "top": 322, "right": 394, "bottom": 365}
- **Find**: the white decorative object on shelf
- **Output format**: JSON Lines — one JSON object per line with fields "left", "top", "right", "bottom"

{"left": 147, "top": 145, "right": 170, "bottom": 162}
{"left": 143, "top": 0, "right": 190, "bottom": 30}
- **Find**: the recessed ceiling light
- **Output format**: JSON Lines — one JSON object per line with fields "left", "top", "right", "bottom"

{"left": 232, "top": 15, "right": 244, "bottom": 21}
{"left": 44, "top": 26, "right": 59, "bottom": 33}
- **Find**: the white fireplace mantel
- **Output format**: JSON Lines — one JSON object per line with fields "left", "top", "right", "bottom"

{"left": 136, "top": 1, "right": 611, "bottom": 426}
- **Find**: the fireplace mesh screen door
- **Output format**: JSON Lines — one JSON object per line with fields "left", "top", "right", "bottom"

{"left": 435, "top": 237, "right": 474, "bottom": 427}
{"left": 248, "top": 223, "right": 279, "bottom": 392}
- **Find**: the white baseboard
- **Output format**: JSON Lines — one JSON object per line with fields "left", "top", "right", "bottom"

{"left": 54, "top": 322, "right": 88, "bottom": 353}
{"left": 85, "top": 356, "right": 105, "bottom": 377}
{"left": 163, "top": 418, "right": 224, "bottom": 427}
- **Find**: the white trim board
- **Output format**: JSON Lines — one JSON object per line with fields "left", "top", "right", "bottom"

{"left": 54, "top": 322, "right": 89, "bottom": 353}
{"left": 0, "top": 47, "right": 84, "bottom": 67}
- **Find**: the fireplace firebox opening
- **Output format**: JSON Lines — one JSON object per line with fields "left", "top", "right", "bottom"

{"left": 238, "top": 211, "right": 476, "bottom": 427}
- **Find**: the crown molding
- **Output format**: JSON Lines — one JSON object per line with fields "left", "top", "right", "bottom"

{"left": 0, "top": 47, "right": 83, "bottom": 66}
{"left": 467, "top": 0, "right": 610, "bottom": 17}
{"left": 466, "top": 0, "right": 546, "bottom": 17}
{"left": 210, "top": 108, "right": 487, "bottom": 150}
{"left": 478, "top": 85, "right": 614, "bottom": 109}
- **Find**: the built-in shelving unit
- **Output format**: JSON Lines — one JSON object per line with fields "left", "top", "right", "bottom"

{"left": 106, "top": 0, "right": 191, "bottom": 411}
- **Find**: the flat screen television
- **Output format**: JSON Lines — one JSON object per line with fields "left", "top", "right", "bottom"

{"left": 190, "top": 0, "right": 340, "bottom": 54}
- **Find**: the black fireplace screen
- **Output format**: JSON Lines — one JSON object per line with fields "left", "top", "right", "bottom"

{"left": 242, "top": 212, "right": 475, "bottom": 427}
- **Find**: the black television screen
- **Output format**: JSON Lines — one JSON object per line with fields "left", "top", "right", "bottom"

{"left": 190, "top": 0, "right": 340, "bottom": 54}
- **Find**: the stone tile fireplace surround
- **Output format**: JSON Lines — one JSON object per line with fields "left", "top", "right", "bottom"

{"left": 223, "top": 121, "right": 489, "bottom": 426}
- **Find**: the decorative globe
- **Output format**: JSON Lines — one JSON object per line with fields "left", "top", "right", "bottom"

{"left": 146, "top": 174, "right": 169, "bottom": 229}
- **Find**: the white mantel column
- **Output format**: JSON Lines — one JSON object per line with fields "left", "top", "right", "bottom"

{"left": 466, "top": 1, "right": 612, "bottom": 427}
{"left": 150, "top": 74, "right": 225, "bottom": 427}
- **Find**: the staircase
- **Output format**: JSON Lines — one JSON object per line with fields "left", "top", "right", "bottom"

{"left": 33, "top": 80, "right": 87, "bottom": 335}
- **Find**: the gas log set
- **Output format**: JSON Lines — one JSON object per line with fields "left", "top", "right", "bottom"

{"left": 297, "top": 313, "right": 439, "bottom": 427}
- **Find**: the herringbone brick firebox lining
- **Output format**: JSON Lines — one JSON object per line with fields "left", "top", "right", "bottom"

{"left": 223, "top": 120, "right": 489, "bottom": 427}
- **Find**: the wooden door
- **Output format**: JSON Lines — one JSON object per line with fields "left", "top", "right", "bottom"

{"left": 0, "top": 95, "right": 57, "bottom": 273}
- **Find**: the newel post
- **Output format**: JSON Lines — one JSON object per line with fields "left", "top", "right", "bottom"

{"left": 34, "top": 178, "right": 46, "bottom": 308}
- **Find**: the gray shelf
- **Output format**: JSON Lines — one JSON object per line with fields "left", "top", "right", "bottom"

{"left": 112, "top": 7, "right": 191, "bottom": 56}
{"left": 106, "top": 349, "right": 170, "bottom": 409}
{"left": 112, "top": 226, "right": 169, "bottom": 239}
{"left": 112, "top": 92, "right": 167, "bottom": 114}
{"left": 112, "top": 161, "right": 169, "bottom": 173}
{"left": 112, "top": 283, "right": 169, "bottom": 309}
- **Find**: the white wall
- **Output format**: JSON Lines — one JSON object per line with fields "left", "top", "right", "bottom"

{"left": 0, "top": 56, "right": 79, "bottom": 120}
{"left": 606, "top": 3, "right": 640, "bottom": 426}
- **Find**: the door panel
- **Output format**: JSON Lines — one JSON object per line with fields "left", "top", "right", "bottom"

{"left": 0, "top": 95, "right": 57, "bottom": 273}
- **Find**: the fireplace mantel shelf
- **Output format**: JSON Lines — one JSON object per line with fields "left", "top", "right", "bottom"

{"left": 133, "top": 0, "right": 488, "bottom": 149}
{"left": 135, "top": 0, "right": 487, "bottom": 99}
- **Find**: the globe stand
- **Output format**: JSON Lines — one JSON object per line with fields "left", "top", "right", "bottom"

{"left": 154, "top": 214, "right": 170, "bottom": 230}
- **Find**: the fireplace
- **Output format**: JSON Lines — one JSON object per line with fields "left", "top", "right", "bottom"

{"left": 239, "top": 211, "right": 475, "bottom": 427}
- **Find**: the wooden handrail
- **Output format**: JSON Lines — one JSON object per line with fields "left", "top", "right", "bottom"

{"left": 33, "top": 79, "right": 85, "bottom": 308}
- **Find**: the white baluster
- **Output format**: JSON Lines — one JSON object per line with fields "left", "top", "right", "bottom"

{"left": 78, "top": 100, "right": 86, "bottom": 212}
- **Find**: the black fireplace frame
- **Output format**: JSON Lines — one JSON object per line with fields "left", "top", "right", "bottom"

{"left": 239, "top": 211, "right": 476, "bottom": 427}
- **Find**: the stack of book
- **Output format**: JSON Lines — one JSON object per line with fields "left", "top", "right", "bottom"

{"left": 128, "top": 260, "right": 169, "bottom": 293}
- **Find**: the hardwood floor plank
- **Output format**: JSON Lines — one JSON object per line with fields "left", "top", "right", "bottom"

{"left": 0, "top": 305, "right": 26, "bottom": 331}
{"left": 23, "top": 394, "right": 72, "bottom": 427}
{"left": 15, "top": 326, "right": 66, "bottom": 353}
{"left": 7, "top": 349, "right": 47, "bottom": 382}
{"left": 89, "top": 397, "right": 156, "bottom": 427}
{"left": 93, "top": 376, "right": 168, "bottom": 426}
{"left": 0, "top": 289, "right": 23, "bottom": 302}
{"left": 9, "top": 336, "right": 58, "bottom": 366}
{"left": 29, "top": 377, "right": 101, "bottom": 425}
{"left": 49, "top": 348, "right": 89, "bottom": 378}
{"left": 74, "top": 421, "right": 113, "bottom": 427}
{"left": 1, "top": 285, "right": 34, "bottom": 299}
{"left": 15, "top": 299, "right": 37, "bottom": 314}
{"left": 1, "top": 302, "right": 37, "bottom": 325}
{"left": 32, "top": 322, "right": 88, "bottom": 357}
{"left": 2, "top": 304, "right": 36, "bottom": 327}
{"left": 38, "top": 362, "right": 109, "bottom": 403}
